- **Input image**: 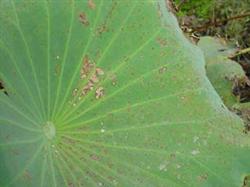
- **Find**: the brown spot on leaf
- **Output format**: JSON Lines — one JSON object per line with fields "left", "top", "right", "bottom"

{"left": 157, "top": 37, "right": 168, "bottom": 47}
{"left": 72, "top": 88, "right": 78, "bottom": 96}
{"left": 55, "top": 63, "right": 61, "bottom": 76}
{"left": 62, "top": 136, "right": 77, "bottom": 145}
{"left": 197, "top": 173, "right": 208, "bottom": 182}
{"left": 96, "top": 25, "right": 108, "bottom": 35}
{"left": 80, "top": 56, "right": 93, "bottom": 79}
{"left": 78, "top": 59, "right": 105, "bottom": 98}
{"left": 160, "top": 50, "right": 168, "bottom": 57}
{"left": 108, "top": 73, "right": 117, "bottom": 86}
{"left": 83, "top": 81, "right": 94, "bottom": 95}
{"left": 10, "top": 148, "right": 19, "bottom": 156}
{"left": 95, "top": 87, "right": 104, "bottom": 99}
{"left": 90, "top": 74, "right": 99, "bottom": 84}
{"left": 90, "top": 154, "right": 100, "bottom": 161}
{"left": 95, "top": 1, "right": 117, "bottom": 36}
{"left": 22, "top": 170, "right": 32, "bottom": 182}
{"left": 96, "top": 68, "right": 104, "bottom": 76}
{"left": 169, "top": 153, "right": 176, "bottom": 159}
{"left": 71, "top": 57, "right": 106, "bottom": 101}
{"left": 157, "top": 4, "right": 163, "bottom": 18}
{"left": 67, "top": 182, "right": 74, "bottom": 187}
{"left": 79, "top": 12, "right": 89, "bottom": 26}
{"left": 159, "top": 66, "right": 167, "bottom": 74}
{"left": 88, "top": 0, "right": 96, "bottom": 9}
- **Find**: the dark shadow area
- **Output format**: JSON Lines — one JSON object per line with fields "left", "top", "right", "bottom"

{"left": 233, "top": 82, "right": 250, "bottom": 103}
{"left": 242, "top": 175, "right": 250, "bottom": 187}
{"left": 0, "top": 80, "right": 8, "bottom": 96}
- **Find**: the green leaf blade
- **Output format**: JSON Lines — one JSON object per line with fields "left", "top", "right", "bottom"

{"left": 0, "top": 0, "right": 250, "bottom": 186}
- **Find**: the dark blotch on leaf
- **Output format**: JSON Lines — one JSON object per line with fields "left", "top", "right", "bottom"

{"left": 0, "top": 80, "right": 8, "bottom": 96}
{"left": 0, "top": 81, "right": 4, "bottom": 90}
{"left": 79, "top": 12, "right": 89, "bottom": 26}
{"left": 242, "top": 175, "right": 250, "bottom": 187}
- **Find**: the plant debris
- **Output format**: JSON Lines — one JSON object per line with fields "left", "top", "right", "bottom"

{"left": 243, "top": 124, "right": 250, "bottom": 134}
{"left": 232, "top": 76, "right": 250, "bottom": 103}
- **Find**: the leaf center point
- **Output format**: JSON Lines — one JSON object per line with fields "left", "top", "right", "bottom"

{"left": 43, "top": 121, "right": 56, "bottom": 140}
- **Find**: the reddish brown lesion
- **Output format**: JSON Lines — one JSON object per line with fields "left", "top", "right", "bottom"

{"left": 81, "top": 81, "right": 94, "bottom": 96}
{"left": 95, "top": 87, "right": 104, "bottom": 99}
{"left": 79, "top": 12, "right": 89, "bottom": 26}
{"left": 80, "top": 56, "right": 94, "bottom": 79}
{"left": 88, "top": 0, "right": 96, "bottom": 10}
{"left": 22, "top": 170, "right": 32, "bottom": 182}
{"left": 95, "top": 1, "right": 117, "bottom": 36}
{"left": 96, "top": 67, "right": 104, "bottom": 76}
{"left": 96, "top": 25, "right": 108, "bottom": 36}
{"left": 156, "top": 37, "right": 168, "bottom": 47}
{"left": 90, "top": 154, "right": 100, "bottom": 161}
{"left": 72, "top": 56, "right": 105, "bottom": 100}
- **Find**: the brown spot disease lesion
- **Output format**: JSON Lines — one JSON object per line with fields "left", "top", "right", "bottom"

{"left": 95, "top": 87, "right": 104, "bottom": 99}
{"left": 22, "top": 170, "right": 32, "bottom": 182}
{"left": 79, "top": 12, "right": 89, "bottom": 26}
{"left": 72, "top": 55, "right": 105, "bottom": 102}
{"left": 88, "top": 0, "right": 96, "bottom": 10}
{"left": 80, "top": 56, "right": 93, "bottom": 79}
{"left": 159, "top": 66, "right": 167, "bottom": 74}
{"left": 156, "top": 37, "right": 168, "bottom": 47}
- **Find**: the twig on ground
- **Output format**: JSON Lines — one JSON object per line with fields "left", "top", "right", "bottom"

{"left": 229, "top": 47, "right": 250, "bottom": 59}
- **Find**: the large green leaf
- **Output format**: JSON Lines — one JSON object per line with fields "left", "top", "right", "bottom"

{"left": 0, "top": 0, "right": 249, "bottom": 186}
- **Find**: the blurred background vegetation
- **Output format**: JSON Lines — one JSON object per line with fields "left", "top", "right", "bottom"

{"left": 173, "top": 0, "right": 250, "bottom": 71}
{"left": 172, "top": 0, "right": 250, "bottom": 131}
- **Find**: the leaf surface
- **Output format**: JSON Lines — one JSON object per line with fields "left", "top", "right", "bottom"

{"left": 0, "top": 1, "right": 250, "bottom": 187}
